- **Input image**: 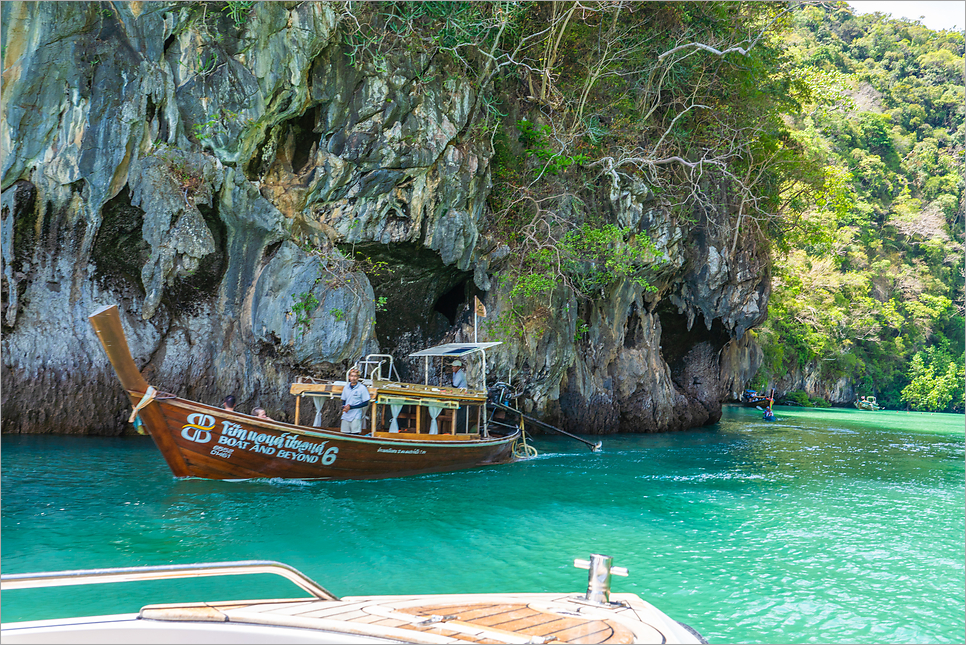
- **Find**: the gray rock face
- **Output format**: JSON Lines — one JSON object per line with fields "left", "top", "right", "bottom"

{"left": 130, "top": 148, "right": 222, "bottom": 318}
{"left": 3, "top": 1, "right": 766, "bottom": 435}
{"left": 247, "top": 241, "right": 376, "bottom": 369}
{"left": 775, "top": 365, "right": 856, "bottom": 405}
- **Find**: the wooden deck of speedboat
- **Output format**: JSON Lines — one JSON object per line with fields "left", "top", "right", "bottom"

{"left": 1, "top": 560, "right": 706, "bottom": 644}
{"left": 119, "top": 592, "right": 688, "bottom": 643}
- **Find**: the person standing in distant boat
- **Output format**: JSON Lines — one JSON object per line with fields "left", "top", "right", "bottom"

{"left": 763, "top": 389, "right": 776, "bottom": 422}
{"left": 340, "top": 368, "right": 369, "bottom": 434}
{"left": 222, "top": 395, "right": 236, "bottom": 411}
{"left": 451, "top": 360, "right": 467, "bottom": 389}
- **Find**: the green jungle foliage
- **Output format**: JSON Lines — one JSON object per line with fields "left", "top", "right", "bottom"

{"left": 336, "top": 2, "right": 962, "bottom": 409}
{"left": 340, "top": 2, "right": 814, "bottom": 331}
{"left": 752, "top": 3, "right": 965, "bottom": 412}
{"left": 782, "top": 390, "right": 832, "bottom": 408}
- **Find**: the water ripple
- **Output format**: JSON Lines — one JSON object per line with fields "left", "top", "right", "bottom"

{"left": 2, "top": 410, "right": 963, "bottom": 644}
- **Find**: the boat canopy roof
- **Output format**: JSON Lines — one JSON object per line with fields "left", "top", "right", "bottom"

{"left": 408, "top": 342, "right": 501, "bottom": 358}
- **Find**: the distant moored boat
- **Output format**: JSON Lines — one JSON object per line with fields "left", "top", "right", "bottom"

{"left": 740, "top": 389, "right": 770, "bottom": 407}
{"left": 854, "top": 396, "right": 882, "bottom": 411}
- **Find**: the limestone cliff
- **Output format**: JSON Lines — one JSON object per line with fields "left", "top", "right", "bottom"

{"left": 2, "top": 2, "right": 766, "bottom": 435}
{"left": 773, "top": 364, "right": 856, "bottom": 406}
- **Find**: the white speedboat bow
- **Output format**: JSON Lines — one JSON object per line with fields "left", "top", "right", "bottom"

{"left": 1, "top": 556, "right": 707, "bottom": 644}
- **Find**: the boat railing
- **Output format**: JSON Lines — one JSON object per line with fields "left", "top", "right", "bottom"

{"left": 0, "top": 560, "right": 338, "bottom": 601}
{"left": 357, "top": 354, "right": 400, "bottom": 382}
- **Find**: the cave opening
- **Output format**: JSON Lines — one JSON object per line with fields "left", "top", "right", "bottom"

{"left": 349, "top": 243, "right": 476, "bottom": 375}
{"left": 624, "top": 302, "right": 642, "bottom": 348}
{"left": 655, "top": 304, "right": 730, "bottom": 386}
{"left": 290, "top": 107, "right": 319, "bottom": 174}
{"left": 92, "top": 187, "right": 148, "bottom": 293}
{"left": 160, "top": 203, "right": 228, "bottom": 316}
{"left": 245, "top": 106, "right": 318, "bottom": 180}
{"left": 145, "top": 99, "right": 169, "bottom": 144}
{"left": 434, "top": 280, "right": 468, "bottom": 325}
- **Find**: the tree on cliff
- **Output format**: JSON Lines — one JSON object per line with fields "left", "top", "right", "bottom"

{"left": 901, "top": 343, "right": 966, "bottom": 412}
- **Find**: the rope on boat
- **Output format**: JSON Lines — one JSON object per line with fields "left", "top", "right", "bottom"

{"left": 488, "top": 382, "right": 599, "bottom": 454}
{"left": 128, "top": 386, "right": 157, "bottom": 424}
{"left": 512, "top": 417, "right": 538, "bottom": 459}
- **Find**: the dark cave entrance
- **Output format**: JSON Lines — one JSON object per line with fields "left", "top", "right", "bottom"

{"left": 289, "top": 107, "right": 319, "bottom": 174}
{"left": 92, "top": 187, "right": 149, "bottom": 293}
{"left": 350, "top": 243, "right": 479, "bottom": 380}
{"left": 656, "top": 304, "right": 731, "bottom": 387}
{"left": 162, "top": 202, "right": 228, "bottom": 315}
{"left": 434, "top": 280, "right": 469, "bottom": 325}
{"left": 246, "top": 106, "right": 320, "bottom": 179}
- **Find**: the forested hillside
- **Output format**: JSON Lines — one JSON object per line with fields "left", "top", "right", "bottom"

{"left": 751, "top": 3, "right": 965, "bottom": 412}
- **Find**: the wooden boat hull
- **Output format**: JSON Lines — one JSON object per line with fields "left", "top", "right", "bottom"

{"left": 90, "top": 304, "right": 519, "bottom": 480}
{"left": 134, "top": 394, "right": 518, "bottom": 480}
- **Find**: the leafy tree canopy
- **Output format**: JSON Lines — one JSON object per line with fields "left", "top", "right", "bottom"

{"left": 755, "top": 2, "right": 964, "bottom": 412}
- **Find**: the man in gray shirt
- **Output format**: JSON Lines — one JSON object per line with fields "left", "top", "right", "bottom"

{"left": 340, "top": 368, "right": 370, "bottom": 434}
{"left": 451, "top": 360, "right": 467, "bottom": 389}
{"left": 451, "top": 360, "right": 468, "bottom": 433}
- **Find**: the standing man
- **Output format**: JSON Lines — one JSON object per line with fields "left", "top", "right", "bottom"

{"left": 340, "top": 368, "right": 370, "bottom": 434}
{"left": 222, "top": 395, "right": 236, "bottom": 411}
{"left": 451, "top": 360, "right": 467, "bottom": 389}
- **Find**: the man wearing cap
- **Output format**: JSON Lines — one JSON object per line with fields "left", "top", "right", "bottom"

{"left": 451, "top": 360, "right": 467, "bottom": 389}
{"left": 340, "top": 368, "right": 370, "bottom": 434}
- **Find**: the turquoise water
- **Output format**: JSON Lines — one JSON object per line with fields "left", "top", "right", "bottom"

{"left": 2, "top": 405, "right": 963, "bottom": 644}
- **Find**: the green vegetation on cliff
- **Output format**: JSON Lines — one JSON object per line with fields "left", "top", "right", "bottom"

{"left": 341, "top": 2, "right": 814, "bottom": 331}
{"left": 751, "top": 4, "right": 964, "bottom": 412}
{"left": 339, "top": 2, "right": 965, "bottom": 412}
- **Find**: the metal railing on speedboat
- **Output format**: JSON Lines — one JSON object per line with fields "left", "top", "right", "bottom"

{"left": 0, "top": 560, "right": 338, "bottom": 600}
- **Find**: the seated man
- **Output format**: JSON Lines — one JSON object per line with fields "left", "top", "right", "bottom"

{"left": 451, "top": 360, "right": 467, "bottom": 389}
{"left": 450, "top": 361, "right": 469, "bottom": 432}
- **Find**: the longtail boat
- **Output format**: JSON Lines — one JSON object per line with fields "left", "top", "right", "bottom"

{"left": 739, "top": 389, "right": 770, "bottom": 407}
{"left": 854, "top": 396, "right": 882, "bottom": 411}
{"left": 89, "top": 304, "right": 523, "bottom": 481}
